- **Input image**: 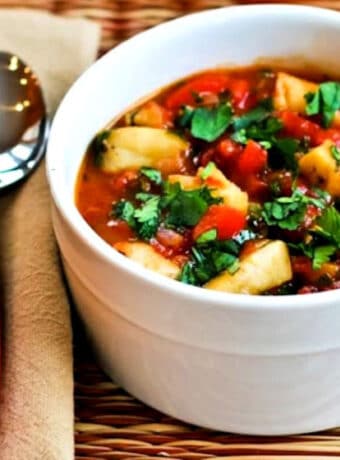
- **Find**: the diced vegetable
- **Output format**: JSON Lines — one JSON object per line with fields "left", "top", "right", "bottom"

{"left": 305, "top": 82, "right": 340, "bottom": 128}
{"left": 127, "top": 101, "right": 172, "bottom": 128}
{"left": 274, "top": 72, "right": 318, "bottom": 113}
{"left": 100, "top": 127, "right": 188, "bottom": 173}
{"left": 193, "top": 204, "right": 246, "bottom": 240}
{"left": 205, "top": 240, "right": 292, "bottom": 294}
{"left": 279, "top": 110, "right": 321, "bottom": 145}
{"left": 274, "top": 74, "right": 340, "bottom": 127}
{"left": 165, "top": 72, "right": 230, "bottom": 110}
{"left": 237, "top": 140, "right": 267, "bottom": 175}
{"left": 199, "top": 163, "right": 249, "bottom": 213}
{"left": 299, "top": 140, "right": 340, "bottom": 196}
{"left": 115, "top": 241, "right": 180, "bottom": 279}
{"left": 169, "top": 164, "right": 248, "bottom": 214}
{"left": 77, "top": 65, "right": 340, "bottom": 296}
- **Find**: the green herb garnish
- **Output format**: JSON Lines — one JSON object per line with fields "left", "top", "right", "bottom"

{"left": 289, "top": 241, "right": 337, "bottom": 270}
{"left": 162, "top": 182, "right": 221, "bottom": 227}
{"left": 140, "top": 166, "right": 163, "bottom": 185}
{"left": 274, "top": 138, "right": 300, "bottom": 173}
{"left": 190, "top": 103, "right": 233, "bottom": 142}
{"left": 305, "top": 82, "right": 340, "bottom": 127}
{"left": 313, "top": 245, "right": 337, "bottom": 269}
{"left": 114, "top": 200, "right": 136, "bottom": 229}
{"left": 314, "top": 206, "right": 340, "bottom": 246}
{"left": 134, "top": 196, "right": 161, "bottom": 239}
{"left": 262, "top": 189, "right": 327, "bottom": 231}
{"left": 331, "top": 144, "right": 340, "bottom": 165}
{"left": 199, "top": 162, "right": 215, "bottom": 180}
{"left": 196, "top": 228, "right": 217, "bottom": 244}
{"left": 179, "top": 232, "right": 256, "bottom": 286}
{"left": 179, "top": 241, "right": 239, "bottom": 285}
{"left": 233, "top": 105, "right": 269, "bottom": 131}
{"left": 177, "top": 106, "right": 195, "bottom": 127}
{"left": 113, "top": 196, "right": 160, "bottom": 240}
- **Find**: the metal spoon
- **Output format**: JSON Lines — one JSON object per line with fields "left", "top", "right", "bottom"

{"left": 0, "top": 51, "right": 49, "bottom": 189}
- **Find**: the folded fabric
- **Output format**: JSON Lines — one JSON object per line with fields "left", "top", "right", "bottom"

{"left": 0, "top": 9, "right": 100, "bottom": 460}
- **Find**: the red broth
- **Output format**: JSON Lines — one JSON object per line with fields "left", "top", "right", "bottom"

{"left": 76, "top": 66, "right": 340, "bottom": 295}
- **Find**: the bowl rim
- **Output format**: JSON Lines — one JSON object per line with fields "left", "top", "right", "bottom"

{"left": 47, "top": 3, "right": 340, "bottom": 311}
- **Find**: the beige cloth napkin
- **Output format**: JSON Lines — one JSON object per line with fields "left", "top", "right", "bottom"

{"left": 0, "top": 9, "right": 100, "bottom": 460}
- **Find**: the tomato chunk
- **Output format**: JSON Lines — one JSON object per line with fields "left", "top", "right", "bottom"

{"left": 165, "top": 73, "right": 229, "bottom": 110}
{"left": 237, "top": 140, "right": 267, "bottom": 175}
{"left": 279, "top": 110, "right": 321, "bottom": 145}
{"left": 316, "top": 127, "right": 340, "bottom": 145}
{"left": 193, "top": 204, "right": 246, "bottom": 240}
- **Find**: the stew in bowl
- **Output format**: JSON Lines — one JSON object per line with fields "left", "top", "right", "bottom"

{"left": 76, "top": 66, "right": 340, "bottom": 295}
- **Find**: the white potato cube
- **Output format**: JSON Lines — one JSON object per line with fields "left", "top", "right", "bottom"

{"left": 205, "top": 240, "right": 292, "bottom": 294}
{"left": 115, "top": 241, "right": 180, "bottom": 279}
{"left": 299, "top": 140, "right": 340, "bottom": 196}
{"left": 100, "top": 127, "right": 188, "bottom": 173}
{"left": 274, "top": 72, "right": 318, "bottom": 113}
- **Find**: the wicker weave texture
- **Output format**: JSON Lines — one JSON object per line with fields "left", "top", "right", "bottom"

{"left": 75, "top": 361, "right": 340, "bottom": 460}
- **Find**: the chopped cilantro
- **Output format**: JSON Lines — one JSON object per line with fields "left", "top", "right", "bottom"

{"left": 331, "top": 144, "right": 340, "bottom": 165}
{"left": 232, "top": 114, "right": 283, "bottom": 147}
{"left": 248, "top": 116, "right": 283, "bottom": 140}
{"left": 233, "top": 105, "right": 269, "bottom": 131}
{"left": 191, "top": 103, "right": 232, "bottom": 142}
{"left": 313, "top": 245, "right": 337, "bottom": 269}
{"left": 179, "top": 243, "right": 238, "bottom": 285}
{"left": 162, "top": 182, "right": 221, "bottom": 227}
{"left": 231, "top": 128, "right": 248, "bottom": 144}
{"left": 135, "top": 192, "right": 156, "bottom": 202}
{"left": 199, "top": 162, "right": 215, "bottom": 180}
{"left": 196, "top": 228, "right": 217, "bottom": 244}
{"left": 274, "top": 138, "right": 299, "bottom": 173}
{"left": 262, "top": 190, "right": 307, "bottom": 230}
{"left": 113, "top": 196, "right": 160, "bottom": 240}
{"left": 262, "top": 188, "right": 327, "bottom": 231}
{"left": 231, "top": 101, "right": 294, "bottom": 165}
{"left": 140, "top": 166, "right": 162, "bottom": 185}
{"left": 134, "top": 196, "right": 161, "bottom": 239}
{"left": 314, "top": 206, "right": 340, "bottom": 246}
{"left": 259, "top": 140, "right": 272, "bottom": 150}
{"left": 179, "top": 262, "right": 197, "bottom": 285}
{"left": 177, "top": 106, "right": 194, "bottom": 128}
{"left": 179, "top": 232, "right": 255, "bottom": 286}
{"left": 305, "top": 82, "right": 340, "bottom": 127}
{"left": 113, "top": 200, "right": 136, "bottom": 229}
{"left": 289, "top": 241, "right": 337, "bottom": 270}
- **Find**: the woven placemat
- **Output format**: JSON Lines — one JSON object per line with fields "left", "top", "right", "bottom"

{"left": 74, "top": 336, "right": 340, "bottom": 460}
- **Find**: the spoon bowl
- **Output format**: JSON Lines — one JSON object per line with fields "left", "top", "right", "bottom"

{"left": 0, "top": 51, "right": 48, "bottom": 189}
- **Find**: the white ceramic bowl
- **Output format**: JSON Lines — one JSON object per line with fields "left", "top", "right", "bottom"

{"left": 47, "top": 5, "right": 340, "bottom": 435}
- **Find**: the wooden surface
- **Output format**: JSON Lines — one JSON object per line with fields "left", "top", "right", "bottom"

{"left": 1, "top": 1, "right": 340, "bottom": 458}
